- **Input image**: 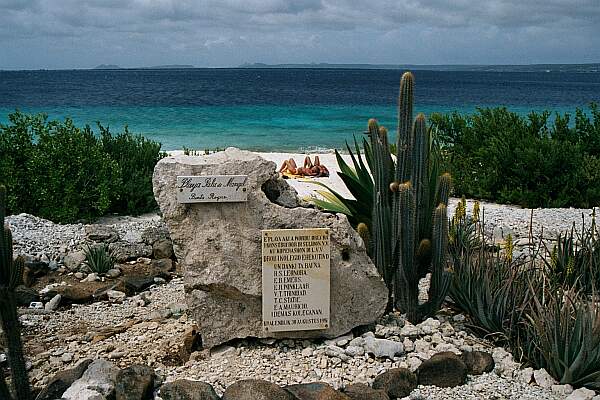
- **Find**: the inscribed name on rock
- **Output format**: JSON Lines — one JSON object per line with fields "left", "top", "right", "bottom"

{"left": 176, "top": 175, "right": 248, "bottom": 203}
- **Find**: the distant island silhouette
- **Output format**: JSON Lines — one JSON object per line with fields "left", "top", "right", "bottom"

{"left": 93, "top": 64, "right": 195, "bottom": 70}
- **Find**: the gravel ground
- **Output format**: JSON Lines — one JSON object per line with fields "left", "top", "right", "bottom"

{"left": 7, "top": 212, "right": 167, "bottom": 264}
{"left": 19, "top": 277, "right": 565, "bottom": 399}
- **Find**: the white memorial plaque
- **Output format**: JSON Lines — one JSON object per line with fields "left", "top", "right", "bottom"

{"left": 262, "top": 228, "right": 330, "bottom": 332}
{"left": 176, "top": 175, "right": 248, "bottom": 203}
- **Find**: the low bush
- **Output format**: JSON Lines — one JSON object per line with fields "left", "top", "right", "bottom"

{"left": 100, "top": 124, "right": 165, "bottom": 215}
{"left": 431, "top": 104, "right": 600, "bottom": 208}
{"left": 30, "top": 119, "right": 121, "bottom": 223}
{"left": 0, "top": 111, "right": 165, "bottom": 223}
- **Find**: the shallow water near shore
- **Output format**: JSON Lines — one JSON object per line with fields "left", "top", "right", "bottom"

{"left": 1, "top": 68, "right": 599, "bottom": 151}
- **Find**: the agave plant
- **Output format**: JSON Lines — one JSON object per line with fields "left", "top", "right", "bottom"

{"left": 524, "top": 285, "right": 600, "bottom": 388}
{"left": 543, "top": 211, "right": 600, "bottom": 293}
{"left": 310, "top": 136, "right": 374, "bottom": 230}
{"left": 83, "top": 243, "right": 116, "bottom": 275}
{"left": 447, "top": 202, "right": 540, "bottom": 343}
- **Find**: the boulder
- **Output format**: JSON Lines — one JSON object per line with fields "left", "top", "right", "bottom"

{"left": 533, "top": 368, "right": 557, "bottom": 389}
{"left": 15, "top": 285, "right": 38, "bottom": 306}
{"left": 109, "top": 242, "right": 153, "bottom": 262}
{"left": 85, "top": 225, "right": 120, "bottom": 243}
{"left": 153, "top": 239, "right": 174, "bottom": 259}
{"left": 150, "top": 258, "right": 174, "bottom": 277}
{"left": 35, "top": 359, "right": 93, "bottom": 400}
{"left": 343, "top": 383, "right": 390, "bottom": 400}
{"left": 122, "top": 275, "right": 155, "bottom": 293}
{"left": 153, "top": 148, "right": 388, "bottom": 348}
{"left": 363, "top": 337, "right": 404, "bottom": 359}
{"left": 64, "top": 250, "right": 86, "bottom": 271}
{"left": 106, "top": 268, "right": 121, "bottom": 278}
{"left": 461, "top": 350, "right": 495, "bottom": 375}
{"left": 566, "top": 388, "right": 596, "bottom": 400}
{"left": 222, "top": 379, "right": 298, "bottom": 400}
{"left": 416, "top": 352, "right": 468, "bottom": 388}
{"left": 141, "top": 225, "right": 171, "bottom": 245}
{"left": 62, "top": 359, "right": 119, "bottom": 400}
{"left": 115, "top": 364, "right": 155, "bottom": 400}
{"left": 372, "top": 368, "right": 417, "bottom": 398}
{"left": 285, "top": 382, "right": 351, "bottom": 399}
{"left": 48, "top": 284, "right": 98, "bottom": 303}
{"left": 44, "top": 294, "right": 62, "bottom": 311}
{"left": 159, "top": 380, "right": 220, "bottom": 400}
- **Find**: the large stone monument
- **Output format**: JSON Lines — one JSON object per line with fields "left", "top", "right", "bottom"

{"left": 153, "top": 147, "right": 387, "bottom": 348}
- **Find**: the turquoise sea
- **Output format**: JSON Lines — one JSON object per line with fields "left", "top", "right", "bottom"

{"left": 1, "top": 69, "right": 599, "bottom": 151}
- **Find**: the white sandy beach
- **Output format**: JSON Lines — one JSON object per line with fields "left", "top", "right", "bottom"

{"left": 259, "top": 151, "right": 354, "bottom": 199}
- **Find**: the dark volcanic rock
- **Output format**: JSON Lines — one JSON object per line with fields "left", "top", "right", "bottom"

{"left": 15, "top": 285, "right": 38, "bottom": 306}
{"left": 159, "top": 380, "right": 220, "bottom": 400}
{"left": 462, "top": 350, "right": 495, "bottom": 375}
{"left": 35, "top": 359, "right": 93, "bottom": 400}
{"left": 417, "top": 352, "right": 468, "bottom": 388}
{"left": 115, "top": 364, "right": 155, "bottom": 400}
{"left": 123, "top": 275, "right": 156, "bottom": 293}
{"left": 372, "top": 368, "right": 417, "bottom": 398}
{"left": 222, "top": 379, "right": 298, "bottom": 400}
{"left": 285, "top": 382, "right": 351, "bottom": 399}
{"left": 343, "top": 383, "right": 390, "bottom": 400}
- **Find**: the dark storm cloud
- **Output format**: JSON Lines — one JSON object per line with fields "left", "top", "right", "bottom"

{"left": 0, "top": 0, "right": 598, "bottom": 69}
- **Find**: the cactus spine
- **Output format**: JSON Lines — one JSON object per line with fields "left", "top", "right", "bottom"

{"left": 0, "top": 185, "right": 31, "bottom": 400}
{"left": 370, "top": 72, "right": 452, "bottom": 322}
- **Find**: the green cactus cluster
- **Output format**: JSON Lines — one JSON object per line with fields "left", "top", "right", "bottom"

{"left": 366, "top": 72, "right": 452, "bottom": 322}
{"left": 0, "top": 185, "right": 32, "bottom": 400}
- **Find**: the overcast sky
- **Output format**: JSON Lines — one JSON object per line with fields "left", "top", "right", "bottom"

{"left": 1, "top": 0, "right": 599, "bottom": 70}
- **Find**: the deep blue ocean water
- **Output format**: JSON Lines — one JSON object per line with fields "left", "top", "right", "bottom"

{"left": 1, "top": 69, "right": 599, "bottom": 151}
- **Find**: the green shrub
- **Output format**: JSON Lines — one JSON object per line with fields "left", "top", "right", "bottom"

{"left": 0, "top": 112, "right": 38, "bottom": 214}
{"left": 431, "top": 103, "right": 600, "bottom": 208}
{"left": 0, "top": 111, "right": 164, "bottom": 223}
{"left": 29, "top": 119, "right": 121, "bottom": 222}
{"left": 100, "top": 124, "right": 165, "bottom": 215}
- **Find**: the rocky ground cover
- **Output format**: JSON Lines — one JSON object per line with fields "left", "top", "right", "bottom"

{"left": 3, "top": 194, "right": 599, "bottom": 399}
{"left": 19, "top": 276, "right": 578, "bottom": 399}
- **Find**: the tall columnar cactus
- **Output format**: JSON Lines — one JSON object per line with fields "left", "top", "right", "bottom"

{"left": 369, "top": 72, "right": 452, "bottom": 322}
{"left": 0, "top": 185, "right": 31, "bottom": 400}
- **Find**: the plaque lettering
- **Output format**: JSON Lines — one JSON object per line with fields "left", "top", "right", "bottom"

{"left": 262, "top": 228, "right": 330, "bottom": 332}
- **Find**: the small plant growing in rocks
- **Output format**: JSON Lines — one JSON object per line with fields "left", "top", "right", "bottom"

{"left": 83, "top": 243, "right": 116, "bottom": 275}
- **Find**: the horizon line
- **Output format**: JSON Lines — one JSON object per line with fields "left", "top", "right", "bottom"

{"left": 1, "top": 62, "right": 600, "bottom": 72}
